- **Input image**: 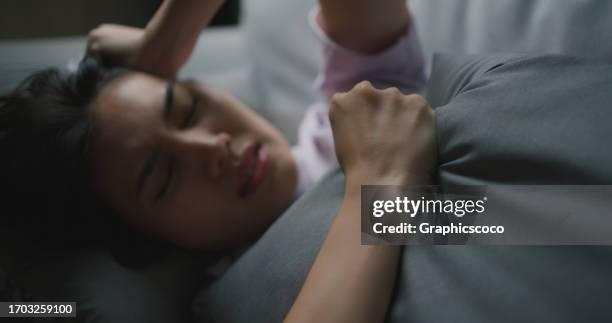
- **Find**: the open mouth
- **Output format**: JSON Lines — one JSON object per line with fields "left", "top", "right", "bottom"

{"left": 238, "top": 142, "right": 268, "bottom": 198}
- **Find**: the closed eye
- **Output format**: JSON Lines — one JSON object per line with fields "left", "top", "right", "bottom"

{"left": 155, "top": 157, "right": 175, "bottom": 202}
{"left": 181, "top": 95, "right": 200, "bottom": 128}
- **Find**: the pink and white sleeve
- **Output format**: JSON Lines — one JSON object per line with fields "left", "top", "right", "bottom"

{"left": 309, "top": 5, "right": 428, "bottom": 100}
{"left": 291, "top": 6, "right": 428, "bottom": 197}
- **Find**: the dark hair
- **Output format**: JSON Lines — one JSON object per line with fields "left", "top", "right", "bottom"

{"left": 0, "top": 56, "right": 126, "bottom": 244}
{"left": 0, "top": 57, "right": 175, "bottom": 273}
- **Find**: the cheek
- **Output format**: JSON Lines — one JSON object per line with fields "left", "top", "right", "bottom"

{"left": 154, "top": 184, "right": 246, "bottom": 247}
{"left": 162, "top": 180, "right": 290, "bottom": 249}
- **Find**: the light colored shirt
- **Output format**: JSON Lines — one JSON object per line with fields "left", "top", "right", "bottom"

{"left": 291, "top": 7, "right": 428, "bottom": 198}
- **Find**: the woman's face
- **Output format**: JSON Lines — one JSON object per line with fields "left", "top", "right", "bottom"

{"left": 88, "top": 72, "right": 297, "bottom": 249}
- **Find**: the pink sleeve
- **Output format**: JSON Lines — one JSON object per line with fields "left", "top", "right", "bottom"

{"left": 290, "top": 7, "right": 429, "bottom": 198}
{"left": 308, "top": 6, "right": 428, "bottom": 100}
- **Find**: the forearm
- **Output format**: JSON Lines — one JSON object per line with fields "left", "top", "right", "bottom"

{"left": 284, "top": 76, "right": 437, "bottom": 321}
{"left": 138, "top": 0, "right": 225, "bottom": 77}
{"left": 285, "top": 172, "right": 427, "bottom": 323}
{"left": 318, "top": 0, "right": 410, "bottom": 54}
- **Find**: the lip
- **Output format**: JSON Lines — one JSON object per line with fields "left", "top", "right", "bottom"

{"left": 238, "top": 142, "right": 268, "bottom": 198}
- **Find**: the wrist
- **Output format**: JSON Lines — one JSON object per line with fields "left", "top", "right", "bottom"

{"left": 134, "top": 34, "right": 182, "bottom": 79}
{"left": 345, "top": 167, "right": 433, "bottom": 190}
{"left": 318, "top": 1, "right": 411, "bottom": 55}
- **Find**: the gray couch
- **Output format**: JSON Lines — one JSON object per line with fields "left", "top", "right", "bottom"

{"left": 2, "top": 0, "right": 612, "bottom": 322}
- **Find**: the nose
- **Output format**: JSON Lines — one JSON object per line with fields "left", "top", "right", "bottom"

{"left": 175, "top": 131, "right": 232, "bottom": 178}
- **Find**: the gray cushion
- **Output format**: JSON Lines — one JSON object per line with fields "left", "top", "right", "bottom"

{"left": 390, "top": 53, "right": 612, "bottom": 322}
{"left": 410, "top": 0, "right": 612, "bottom": 62}
{"left": 18, "top": 249, "right": 204, "bottom": 323}
{"left": 0, "top": 206, "right": 215, "bottom": 323}
{"left": 1, "top": 232, "right": 215, "bottom": 323}
{"left": 193, "top": 169, "right": 344, "bottom": 322}
{"left": 432, "top": 53, "right": 612, "bottom": 185}
{"left": 194, "top": 54, "right": 612, "bottom": 322}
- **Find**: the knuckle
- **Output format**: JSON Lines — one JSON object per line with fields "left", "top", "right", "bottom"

{"left": 406, "top": 93, "right": 427, "bottom": 106}
{"left": 86, "top": 38, "right": 99, "bottom": 52}
{"left": 87, "top": 29, "right": 99, "bottom": 41}
{"left": 91, "top": 24, "right": 106, "bottom": 33}
{"left": 419, "top": 106, "right": 434, "bottom": 123}
{"left": 354, "top": 80, "right": 373, "bottom": 91}
{"left": 383, "top": 87, "right": 404, "bottom": 104}
{"left": 402, "top": 94, "right": 432, "bottom": 120}
{"left": 353, "top": 81, "right": 377, "bottom": 96}
{"left": 383, "top": 86, "right": 402, "bottom": 96}
{"left": 416, "top": 103, "right": 434, "bottom": 122}
{"left": 330, "top": 92, "right": 345, "bottom": 106}
{"left": 87, "top": 25, "right": 107, "bottom": 44}
{"left": 407, "top": 94, "right": 430, "bottom": 112}
{"left": 329, "top": 94, "right": 344, "bottom": 120}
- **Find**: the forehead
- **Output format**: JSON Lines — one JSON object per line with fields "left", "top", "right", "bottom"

{"left": 89, "top": 72, "right": 167, "bottom": 199}
{"left": 95, "top": 72, "right": 166, "bottom": 135}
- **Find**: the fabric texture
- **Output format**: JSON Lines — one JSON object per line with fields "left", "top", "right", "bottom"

{"left": 193, "top": 53, "right": 612, "bottom": 323}
{"left": 3, "top": 1, "right": 612, "bottom": 322}
{"left": 3, "top": 245, "right": 216, "bottom": 323}
{"left": 192, "top": 169, "right": 345, "bottom": 323}
{"left": 240, "top": 0, "right": 612, "bottom": 143}
{"left": 432, "top": 54, "right": 612, "bottom": 185}
{"left": 291, "top": 6, "right": 426, "bottom": 197}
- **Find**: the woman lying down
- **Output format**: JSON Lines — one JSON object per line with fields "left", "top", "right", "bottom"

{"left": 0, "top": 0, "right": 436, "bottom": 321}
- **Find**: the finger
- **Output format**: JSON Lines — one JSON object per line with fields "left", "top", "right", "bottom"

{"left": 381, "top": 86, "right": 402, "bottom": 96}
{"left": 352, "top": 80, "right": 374, "bottom": 92}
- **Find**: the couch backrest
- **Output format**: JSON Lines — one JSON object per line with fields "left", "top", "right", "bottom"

{"left": 411, "top": 0, "right": 612, "bottom": 61}
{"left": 242, "top": 0, "right": 612, "bottom": 141}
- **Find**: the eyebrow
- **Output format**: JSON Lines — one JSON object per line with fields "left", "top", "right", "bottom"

{"left": 136, "top": 81, "right": 174, "bottom": 197}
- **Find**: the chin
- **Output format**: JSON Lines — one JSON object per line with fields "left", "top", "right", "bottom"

{"left": 260, "top": 160, "right": 297, "bottom": 227}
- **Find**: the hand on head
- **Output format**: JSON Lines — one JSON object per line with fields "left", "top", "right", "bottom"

{"left": 87, "top": 24, "right": 145, "bottom": 70}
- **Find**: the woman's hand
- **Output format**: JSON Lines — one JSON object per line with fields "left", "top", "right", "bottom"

{"left": 87, "top": 24, "right": 145, "bottom": 68}
{"left": 329, "top": 81, "right": 437, "bottom": 186}
{"left": 86, "top": 0, "right": 225, "bottom": 79}
{"left": 288, "top": 82, "right": 434, "bottom": 323}
{"left": 86, "top": 21, "right": 188, "bottom": 78}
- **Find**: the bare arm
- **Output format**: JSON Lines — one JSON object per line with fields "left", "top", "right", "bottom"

{"left": 318, "top": 0, "right": 411, "bottom": 54}
{"left": 88, "top": 0, "right": 225, "bottom": 78}
{"left": 285, "top": 83, "right": 437, "bottom": 323}
{"left": 284, "top": 181, "right": 403, "bottom": 323}
{"left": 138, "top": 0, "right": 224, "bottom": 77}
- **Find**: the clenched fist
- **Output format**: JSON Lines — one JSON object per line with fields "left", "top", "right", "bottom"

{"left": 87, "top": 24, "right": 145, "bottom": 68}
{"left": 329, "top": 81, "right": 437, "bottom": 186}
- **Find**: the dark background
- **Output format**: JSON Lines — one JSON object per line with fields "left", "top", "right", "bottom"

{"left": 0, "top": 0, "right": 241, "bottom": 39}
